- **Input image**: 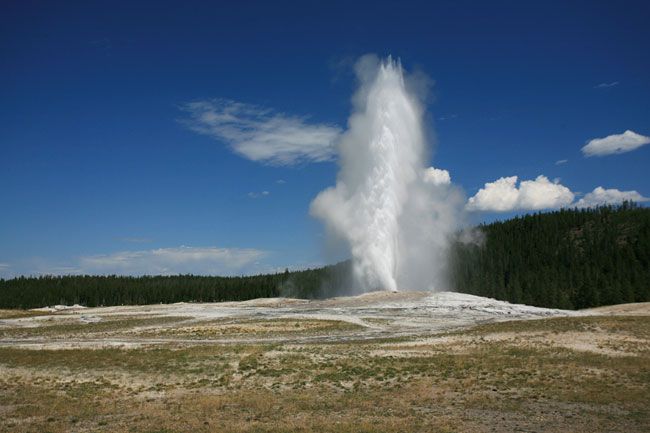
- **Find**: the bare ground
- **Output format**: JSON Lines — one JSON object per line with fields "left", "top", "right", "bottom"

{"left": 0, "top": 291, "right": 648, "bottom": 432}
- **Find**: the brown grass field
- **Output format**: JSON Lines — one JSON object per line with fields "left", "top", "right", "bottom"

{"left": 0, "top": 293, "right": 648, "bottom": 432}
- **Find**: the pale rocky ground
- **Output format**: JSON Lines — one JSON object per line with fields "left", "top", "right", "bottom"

{"left": 0, "top": 291, "right": 582, "bottom": 349}
{"left": 0, "top": 292, "right": 648, "bottom": 432}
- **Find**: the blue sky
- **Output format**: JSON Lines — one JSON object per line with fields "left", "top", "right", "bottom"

{"left": 1, "top": 0, "right": 649, "bottom": 277}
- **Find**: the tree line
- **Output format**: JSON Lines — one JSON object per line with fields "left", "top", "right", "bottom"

{"left": 0, "top": 274, "right": 285, "bottom": 309}
{"left": 450, "top": 202, "right": 650, "bottom": 309}
{"left": 1, "top": 203, "right": 648, "bottom": 310}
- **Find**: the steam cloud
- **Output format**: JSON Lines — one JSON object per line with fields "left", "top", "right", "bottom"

{"left": 310, "top": 56, "right": 463, "bottom": 293}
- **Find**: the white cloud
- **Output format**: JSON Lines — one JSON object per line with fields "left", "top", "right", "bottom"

{"left": 467, "top": 175, "right": 574, "bottom": 212}
{"left": 594, "top": 81, "right": 619, "bottom": 89}
{"left": 555, "top": 159, "right": 568, "bottom": 165}
{"left": 247, "top": 190, "right": 270, "bottom": 199}
{"left": 78, "top": 246, "right": 267, "bottom": 276}
{"left": 0, "top": 263, "right": 10, "bottom": 279}
{"left": 422, "top": 167, "right": 451, "bottom": 186}
{"left": 582, "top": 130, "right": 650, "bottom": 157}
{"left": 575, "top": 187, "right": 649, "bottom": 208}
{"left": 180, "top": 99, "right": 342, "bottom": 165}
{"left": 466, "top": 176, "right": 519, "bottom": 212}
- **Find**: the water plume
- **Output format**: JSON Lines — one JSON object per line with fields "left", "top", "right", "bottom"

{"left": 310, "top": 55, "right": 464, "bottom": 293}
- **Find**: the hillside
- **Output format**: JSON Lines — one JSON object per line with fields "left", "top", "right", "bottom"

{"left": 0, "top": 204, "right": 648, "bottom": 310}
{"left": 451, "top": 202, "right": 650, "bottom": 309}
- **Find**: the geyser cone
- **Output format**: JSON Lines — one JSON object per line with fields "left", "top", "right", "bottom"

{"left": 311, "top": 56, "right": 462, "bottom": 293}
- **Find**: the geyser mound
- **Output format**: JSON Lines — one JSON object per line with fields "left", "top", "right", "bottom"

{"left": 311, "top": 55, "right": 464, "bottom": 293}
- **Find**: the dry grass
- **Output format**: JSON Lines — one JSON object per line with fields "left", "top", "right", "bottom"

{"left": 138, "top": 318, "right": 363, "bottom": 339}
{"left": 0, "top": 314, "right": 649, "bottom": 432}
{"left": 0, "top": 309, "right": 49, "bottom": 319}
{"left": 0, "top": 316, "right": 190, "bottom": 339}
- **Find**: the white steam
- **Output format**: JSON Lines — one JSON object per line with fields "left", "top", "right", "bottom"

{"left": 310, "top": 56, "right": 463, "bottom": 293}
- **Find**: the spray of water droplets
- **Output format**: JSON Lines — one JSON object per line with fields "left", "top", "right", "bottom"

{"left": 311, "top": 55, "right": 464, "bottom": 293}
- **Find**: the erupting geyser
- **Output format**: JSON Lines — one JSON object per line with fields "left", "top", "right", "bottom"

{"left": 311, "top": 55, "right": 463, "bottom": 293}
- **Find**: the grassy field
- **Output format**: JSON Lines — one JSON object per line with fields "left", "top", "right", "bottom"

{"left": 1, "top": 311, "right": 649, "bottom": 432}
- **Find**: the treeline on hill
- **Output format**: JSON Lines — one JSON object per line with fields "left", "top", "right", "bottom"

{"left": 0, "top": 204, "right": 648, "bottom": 310}
{"left": 0, "top": 262, "right": 354, "bottom": 309}
{"left": 0, "top": 274, "right": 286, "bottom": 309}
{"left": 450, "top": 202, "right": 650, "bottom": 309}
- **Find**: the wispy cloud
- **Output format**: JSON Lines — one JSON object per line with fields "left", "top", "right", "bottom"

{"left": 247, "top": 191, "right": 270, "bottom": 199}
{"left": 179, "top": 99, "right": 342, "bottom": 166}
{"left": 42, "top": 266, "right": 82, "bottom": 275}
{"left": 437, "top": 114, "right": 458, "bottom": 121}
{"left": 594, "top": 81, "right": 619, "bottom": 89}
{"left": 575, "top": 187, "right": 649, "bottom": 208}
{"left": 582, "top": 130, "right": 650, "bottom": 157}
{"left": 1, "top": 261, "right": 82, "bottom": 278}
{"left": 555, "top": 159, "right": 568, "bottom": 165}
{"left": 89, "top": 37, "right": 112, "bottom": 56}
{"left": 78, "top": 246, "right": 267, "bottom": 276}
{"left": 1, "top": 246, "right": 271, "bottom": 278}
{"left": 466, "top": 175, "right": 574, "bottom": 212}
{"left": 0, "top": 263, "right": 10, "bottom": 278}
{"left": 276, "top": 179, "right": 286, "bottom": 184}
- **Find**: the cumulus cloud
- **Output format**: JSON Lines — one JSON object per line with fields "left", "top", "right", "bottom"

{"left": 575, "top": 187, "right": 649, "bottom": 208}
{"left": 466, "top": 175, "right": 574, "bottom": 212}
{"left": 180, "top": 99, "right": 342, "bottom": 165}
{"left": 582, "top": 130, "right": 650, "bottom": 157}
{"left": 422, "top": 167, "right": 451, "bottom": 186}
{"left": 78, "top": 246, "right": 267, "bottom": 276}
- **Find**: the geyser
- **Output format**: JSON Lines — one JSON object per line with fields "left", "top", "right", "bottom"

{"left": 311, "top": 55, "right": 463, "bottom": 293}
